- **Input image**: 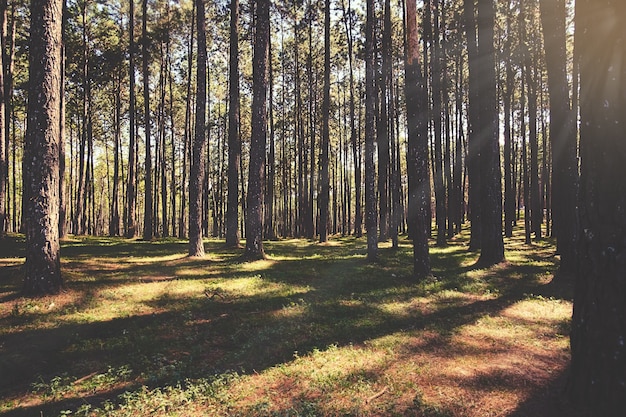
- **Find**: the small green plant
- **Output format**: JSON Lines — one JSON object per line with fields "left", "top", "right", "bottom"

{"left": 30, "top": 373, "right": 75, "bottom": 400}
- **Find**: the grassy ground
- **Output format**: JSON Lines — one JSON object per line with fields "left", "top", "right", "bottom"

{"left": 0, "top": 228, "right": 578, "bottom": 416}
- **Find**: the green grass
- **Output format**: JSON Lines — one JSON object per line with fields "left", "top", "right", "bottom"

{"left": 0, "top": 227, "right": 577, "bottom": 416}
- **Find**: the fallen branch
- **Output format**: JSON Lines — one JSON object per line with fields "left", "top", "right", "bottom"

{"left": 366, "top": 386, "right": 389, "bottom": 404}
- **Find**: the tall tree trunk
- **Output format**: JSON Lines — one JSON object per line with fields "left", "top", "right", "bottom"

{"left": 340, "top": 0, "right": 361, "bottom": 238}
{"left": 502, "top": 0, "right": 514, "bottom": 238}
{"left": 405, "top": 0, "right": 430, "bottom": 278}
{"left": 58, "top": 0, "right": 66, "bottom": 239}
{"left": 431, "top": 0, "right": 446, "bottom": 246}
{"left": 189, "top": 0, "right": 207, "bottom": 257}
{"left": 0, "top": 0, "right": 6, "bottom": 237}
{"left": 126, "top": 0, "right": 138, "bottom": 238}
{"left": 226, "top": 0, "right": 240, "bottom": 247}
{"left": 306, "top": 0, "right": 315, "bottom": 239}
{"left": 539, "top": 0, "right": 578, "bottom": 276}
{"left": 475, "top": 0, "right": 504, "bottom": 266}
{"left": 5, "top": 2, "right": 14, "bottom": 233}
{"left": 525, "top": 39, "right": 542, "bottom": 239}
{"left": 569, "top": 2, "right": 626, "bottom": 414}
{"left": 463, "top": 0, "right": 481, "bottom": 251}
{"left": 319, "top": 0, "right": 331, "bottom": 243}
{"left": 179, "top": 1, "right": 194, "bottom": 239}
{"left": 244, "top": 0, "right": 269, "bottom": 260}
{"left": 364, "top": 0, "right": 377, "bottom": 261}
{"left": 265, "top": 34, "right": 276, "bottom": 240}
{"left": 111, "top": 77, "right": 121, "bottom": 236}
{"left": 142, "top": 0, "right": 153, "bottom": 241}
{"left": 23, "top": 0, "right": 63, "bottom": 295}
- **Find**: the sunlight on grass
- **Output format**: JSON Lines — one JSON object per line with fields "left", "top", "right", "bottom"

{"left": 0, "top": 229, "right": 576, "bottom": 417}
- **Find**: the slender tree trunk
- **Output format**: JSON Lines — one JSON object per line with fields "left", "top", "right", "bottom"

{"left": 265, "top": 34, "right": 276, "bottom": 240}
{"left": 306, "top": 0, "right": 315, "bottom": 239}
{"left": 526, "top": 44, "right": 542, "bottom": 239}
{"left": 431, "top": 0, "right": 446, "bottom": 246}
{"left": 23, "top": 0, "right": 63, "bottom": 295}
{"left": 179, "top": 1, "right": 194, "bottom": 239}
{"left": 5, "top": 2, "right": 13, "bottom": 233}
{"left": 0, "top": 0, "right": 7, "bottom": 237}
{"left": 463, "top": 0, "right": 481, "bottom": 251}
{"left": 142, "top": 0, "right": 152, "bottom": 240}
{"left": 405, "top": 0, "right": 430, "bottom": 278}
{"left": 569, "top": 2, "right": 626, "bottom": 414}
{"left": 244, "top": 0, "right": 269, "bottom": 260}
{"left": 340, "top": 0, "right": 361, "bottom": 238}
{"left": 226, "top": 0, "right": 241, "bottom": 247}
{"left": 365, "top": 0, "right": 377, "bottom": 261}
{"left": 319, "top": 0, "right": 331, "bottom": 243}
{"left": 503, "top": 0, "right": 514, "bottom": 238}
{"left": 126, "top": 0, "right": 138, "bottom": 238}
{"left": 189, "top": 0, "right": 207, "bottom": 257}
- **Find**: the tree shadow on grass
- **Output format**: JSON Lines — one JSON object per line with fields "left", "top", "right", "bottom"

{"left": 0, "top": 233, "right": 574, "bottom": 416}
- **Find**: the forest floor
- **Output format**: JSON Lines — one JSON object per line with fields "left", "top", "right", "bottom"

{"left": 0, "top": 227, "right": 583, "bottom": 416}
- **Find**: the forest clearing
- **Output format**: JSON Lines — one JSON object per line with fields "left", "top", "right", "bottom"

{"left": 0, "top": 228, "right": 578, "bottom": 416}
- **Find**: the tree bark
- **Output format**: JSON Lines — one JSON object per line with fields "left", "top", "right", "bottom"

{"left": 189, "top": 0, "right": 207, "bottom": 257}
{"left": 319, "top": 0, "right": 331, "bottom": 243}
{"left": 0, "top": 0, "right": 6, "bottom": 237}
{"left": 126, "top": 0, "right": 138, "bottom": 238}
{"left": 142, "top": 0, "right": 153, "bottom": 241}
{"left": 226, "top": 0, "right": 241, "bottom": 247}
{"left": 569, "top": 2, "right": 626, "bottom": 414}
{"left": 244, "top": 0, "right": 269, "bottom": 260}
{"left": 364, "top": 0, "right": 377, "bottom": 261}
{"left": 23, "top": 0, "right": 63, "bottom": 295}
{"left": 463, "top": 0, "right": 481, "bottom": 251}
{"left": 405, "top": 0, "right": 430, "bottom": 278}
{"left": 475, "top": 0, "right": 504, "bottom": 266}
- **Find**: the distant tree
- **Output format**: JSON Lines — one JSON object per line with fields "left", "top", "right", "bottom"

{"left": 226, "top": 0, "right": 240, "bottom": 248}
{"left": 364, "top": 0, "right": 377, "bottom": 261}
{"left": 318, "top": 0, "right": 330, "bottom": 243}
{"left": 568, "top": 1, "right": 626, "bottom": 415}
{"left": 189, "top": 0, "right": 207, "bottom": 257}
{"left": 404, "top": 0, "right": 430, "bottom": 278}
{"left": 244, "top": 0, "right": 269, "bottom": 260}
{"left": 142, "top": 0, "right": 153, "bottom": 241}
{"left": 23, "top": 0, "right": 63, "bottom": 295}
{"left": 126, "top": 0, "right": 138, "bottom": 238}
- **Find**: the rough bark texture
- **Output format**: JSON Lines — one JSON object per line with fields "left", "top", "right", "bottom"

{"left": 569, "top": 2, "right": 626, "bottom": 415}
{"left": 23, "top": 0, "right": 63, "bottom": 295}
{"left": 364, "top": 0, "right": 377, "bottom": 261}
{"left": 539, "top": 0, "right": 578, "bottom": 276}
{"left": 226, "top": 0, "right": 240, "bottom": 247}
{"left": 0, "top": 0, "right": 5, "bottom": 237}
{"left": 188, "top": 0, "right": 206, "bottom": 257}
{"left": 475, "top": 0, "right": 504, "bottom": 266}
{"left": 244, "top": 0, "right": 269, "bottom": 260}
{"left": 319, "top": 0, "right": 330, "bottom": 243}
{"left": 404, "top": 0, "right": 430, "bottom": 278}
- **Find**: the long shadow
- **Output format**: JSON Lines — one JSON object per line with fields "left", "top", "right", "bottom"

{"left": 0, "top": 234, "right": 571, "bottom": 416}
